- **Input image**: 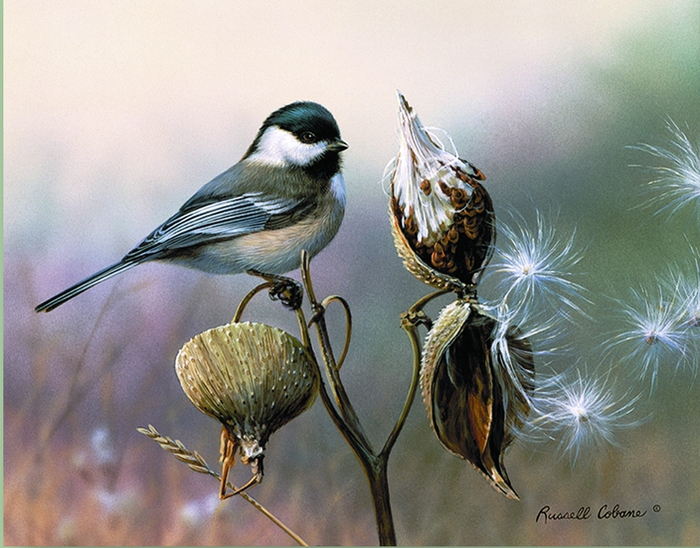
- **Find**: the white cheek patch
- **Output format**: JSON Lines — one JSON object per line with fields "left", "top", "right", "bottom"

{"left": 248, "top": 126, "right": 328, "bottom": 167}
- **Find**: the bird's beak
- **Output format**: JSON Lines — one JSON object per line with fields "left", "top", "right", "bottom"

{"left": 327, "top": 139, "right": 349, "bottom": 152}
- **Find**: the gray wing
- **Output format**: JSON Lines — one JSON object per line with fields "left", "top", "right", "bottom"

{"left": 123, "top": 192, "right": 306, "bottom": 261}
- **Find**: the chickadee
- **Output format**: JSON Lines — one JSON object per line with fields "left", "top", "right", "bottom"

{"left": 35, "top": 101, "right": 348, "bottom": 313}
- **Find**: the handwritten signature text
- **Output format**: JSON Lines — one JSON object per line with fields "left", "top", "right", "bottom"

{"left": 536, "top": 504, "right": 650, "bottom": 524}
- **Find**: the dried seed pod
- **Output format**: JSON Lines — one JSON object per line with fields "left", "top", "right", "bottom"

{"left": 421, "top": 300, "right": 534, "bottom": 500}
{"left": 389, "top": 92, "right": 495, "bottom": 292}
{"left": 175, "top": 321, "right": 319, "bottom": 498}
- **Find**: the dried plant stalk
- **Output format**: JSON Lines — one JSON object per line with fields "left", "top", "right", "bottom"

{"left": 137, "top": 425, "right": 308, "bottom": 546}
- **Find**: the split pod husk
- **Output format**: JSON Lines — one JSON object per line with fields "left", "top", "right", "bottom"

{"left": 421, "top": 299, "right": 534, "bottom": 499}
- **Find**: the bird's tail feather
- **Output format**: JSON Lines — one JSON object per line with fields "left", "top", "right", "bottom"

{"left": 35, "top": 260, "right": 138, "bottom": 313}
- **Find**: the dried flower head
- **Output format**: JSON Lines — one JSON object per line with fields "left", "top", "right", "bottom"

{"left": 388, "top": 91, "right": 495, "bottom": 293}
{"left": 175, "top": 321, "right": 319, "bottom": 498}
{"left": 420, "top": 299, "right": 534, "bottom": 499}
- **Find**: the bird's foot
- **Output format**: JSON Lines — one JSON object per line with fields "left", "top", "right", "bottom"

{"left": 246, "top": 270, "right": 303, "bottom": 311}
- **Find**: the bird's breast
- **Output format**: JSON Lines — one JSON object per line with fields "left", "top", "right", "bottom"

{"left": 177, "top": 174, "right": 346, "bottom": 275}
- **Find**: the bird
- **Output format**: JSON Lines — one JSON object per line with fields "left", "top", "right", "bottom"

{"left": 35, "top": 101, "right": 348, "bottom": 313}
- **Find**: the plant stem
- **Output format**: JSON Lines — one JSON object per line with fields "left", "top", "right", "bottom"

{"left": 138, "top": 425, "right": 308, "bottom": 546}
{"left": 298, "top": 253, "right": 448, "bottom": 546}
{"left": 365, "top": 456, "right": 396, "bottom": 546}
{"left": 301, "top": 253, "right": 373, "bottom": 449}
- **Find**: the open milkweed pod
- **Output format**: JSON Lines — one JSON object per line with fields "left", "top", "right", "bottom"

{"left": 420, "top": 299, "right": 534, "bottom": 499}
{"left": 175, "top": 321, "right": 319, "bottom": 499}
{"left": 389, "top": 92, "right": 495, "bottom": 293}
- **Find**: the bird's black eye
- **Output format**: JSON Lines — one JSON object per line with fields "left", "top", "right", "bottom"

{"left": 299, "top": 131, "right": 316, "bottom": 144}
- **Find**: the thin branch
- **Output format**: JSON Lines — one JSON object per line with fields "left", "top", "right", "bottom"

{"left": 314, "top": 295, "right": 353, "bottom": 370}
{"left": 137, "top": 425, "right": 308, "bottom": 547}
{"left": 382, "top": 320, "right": 421, "bottom": 457}
{"left": 382, "top": 289, "right": 448, "bottom": 457}
{"left": 299, "top": 251, "right": 404, "bottom": 545}
{"left": 300, "top": 252, "right": 374, "bottom": 453}
{"left": 232, "top": 282, "right": 273, "bottom": 323}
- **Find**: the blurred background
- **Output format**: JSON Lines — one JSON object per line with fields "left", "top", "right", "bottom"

{"left": 4, "top": 1, "right": 699, "bottom": 545}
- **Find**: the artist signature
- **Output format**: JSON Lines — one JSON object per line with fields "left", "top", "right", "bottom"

{"left": 536, "top": 503, "right": 660, "bottom": 524}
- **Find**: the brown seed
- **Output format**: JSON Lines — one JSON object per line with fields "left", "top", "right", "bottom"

{"left": 420, "top": 179, "right": 432, "bottom": 195}
{"left": 455, "top": 170, "right": 470, "bottom": 183}
{"left": 431, "top": 250, "right": 446, "bottom": 268}
{"left": 464, "top": 228, "right": 478, "bottom": 240}
{"left": 444, "top": 256, "right": 456, "bottom": 272}
{"left": 450, "top": 188, "right": 468, "bottom": 209}
{"left": 439, "top": 180, "right": 451, "bottom": 197}
{"left": 404, "top": 220, "right": 417, "bottom": 236}
{"left": 462, "top": 217, "right": 478, "bottom": 239}
{"left": 404, "top": 209, "right": 418, "bottom": 235}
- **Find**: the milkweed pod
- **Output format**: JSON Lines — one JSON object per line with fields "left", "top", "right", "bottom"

{"left": 175, "top": 321, "right": 320, "bottom": 497}
{"left": 389, "top": 92, "right": 495, "bottom": 292}
{"left": 421, "top": 300, "right": 534, "bottom": 499}
{"left": 390, "top": 207, "right": 465, "bottom": 292}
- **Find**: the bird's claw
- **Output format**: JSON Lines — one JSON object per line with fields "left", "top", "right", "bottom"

{"left": 247, "top": 270, "right": 304, "bottom": 311}
{"left": 268, "top": 279, "right": 303, "bottom": 310}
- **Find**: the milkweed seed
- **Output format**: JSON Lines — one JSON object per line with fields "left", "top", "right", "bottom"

{"left": 450, "top": 188, "right": 468, "bottom": 208}
{"left": 439, "top": 180, "right": 451, "bottom": 196}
